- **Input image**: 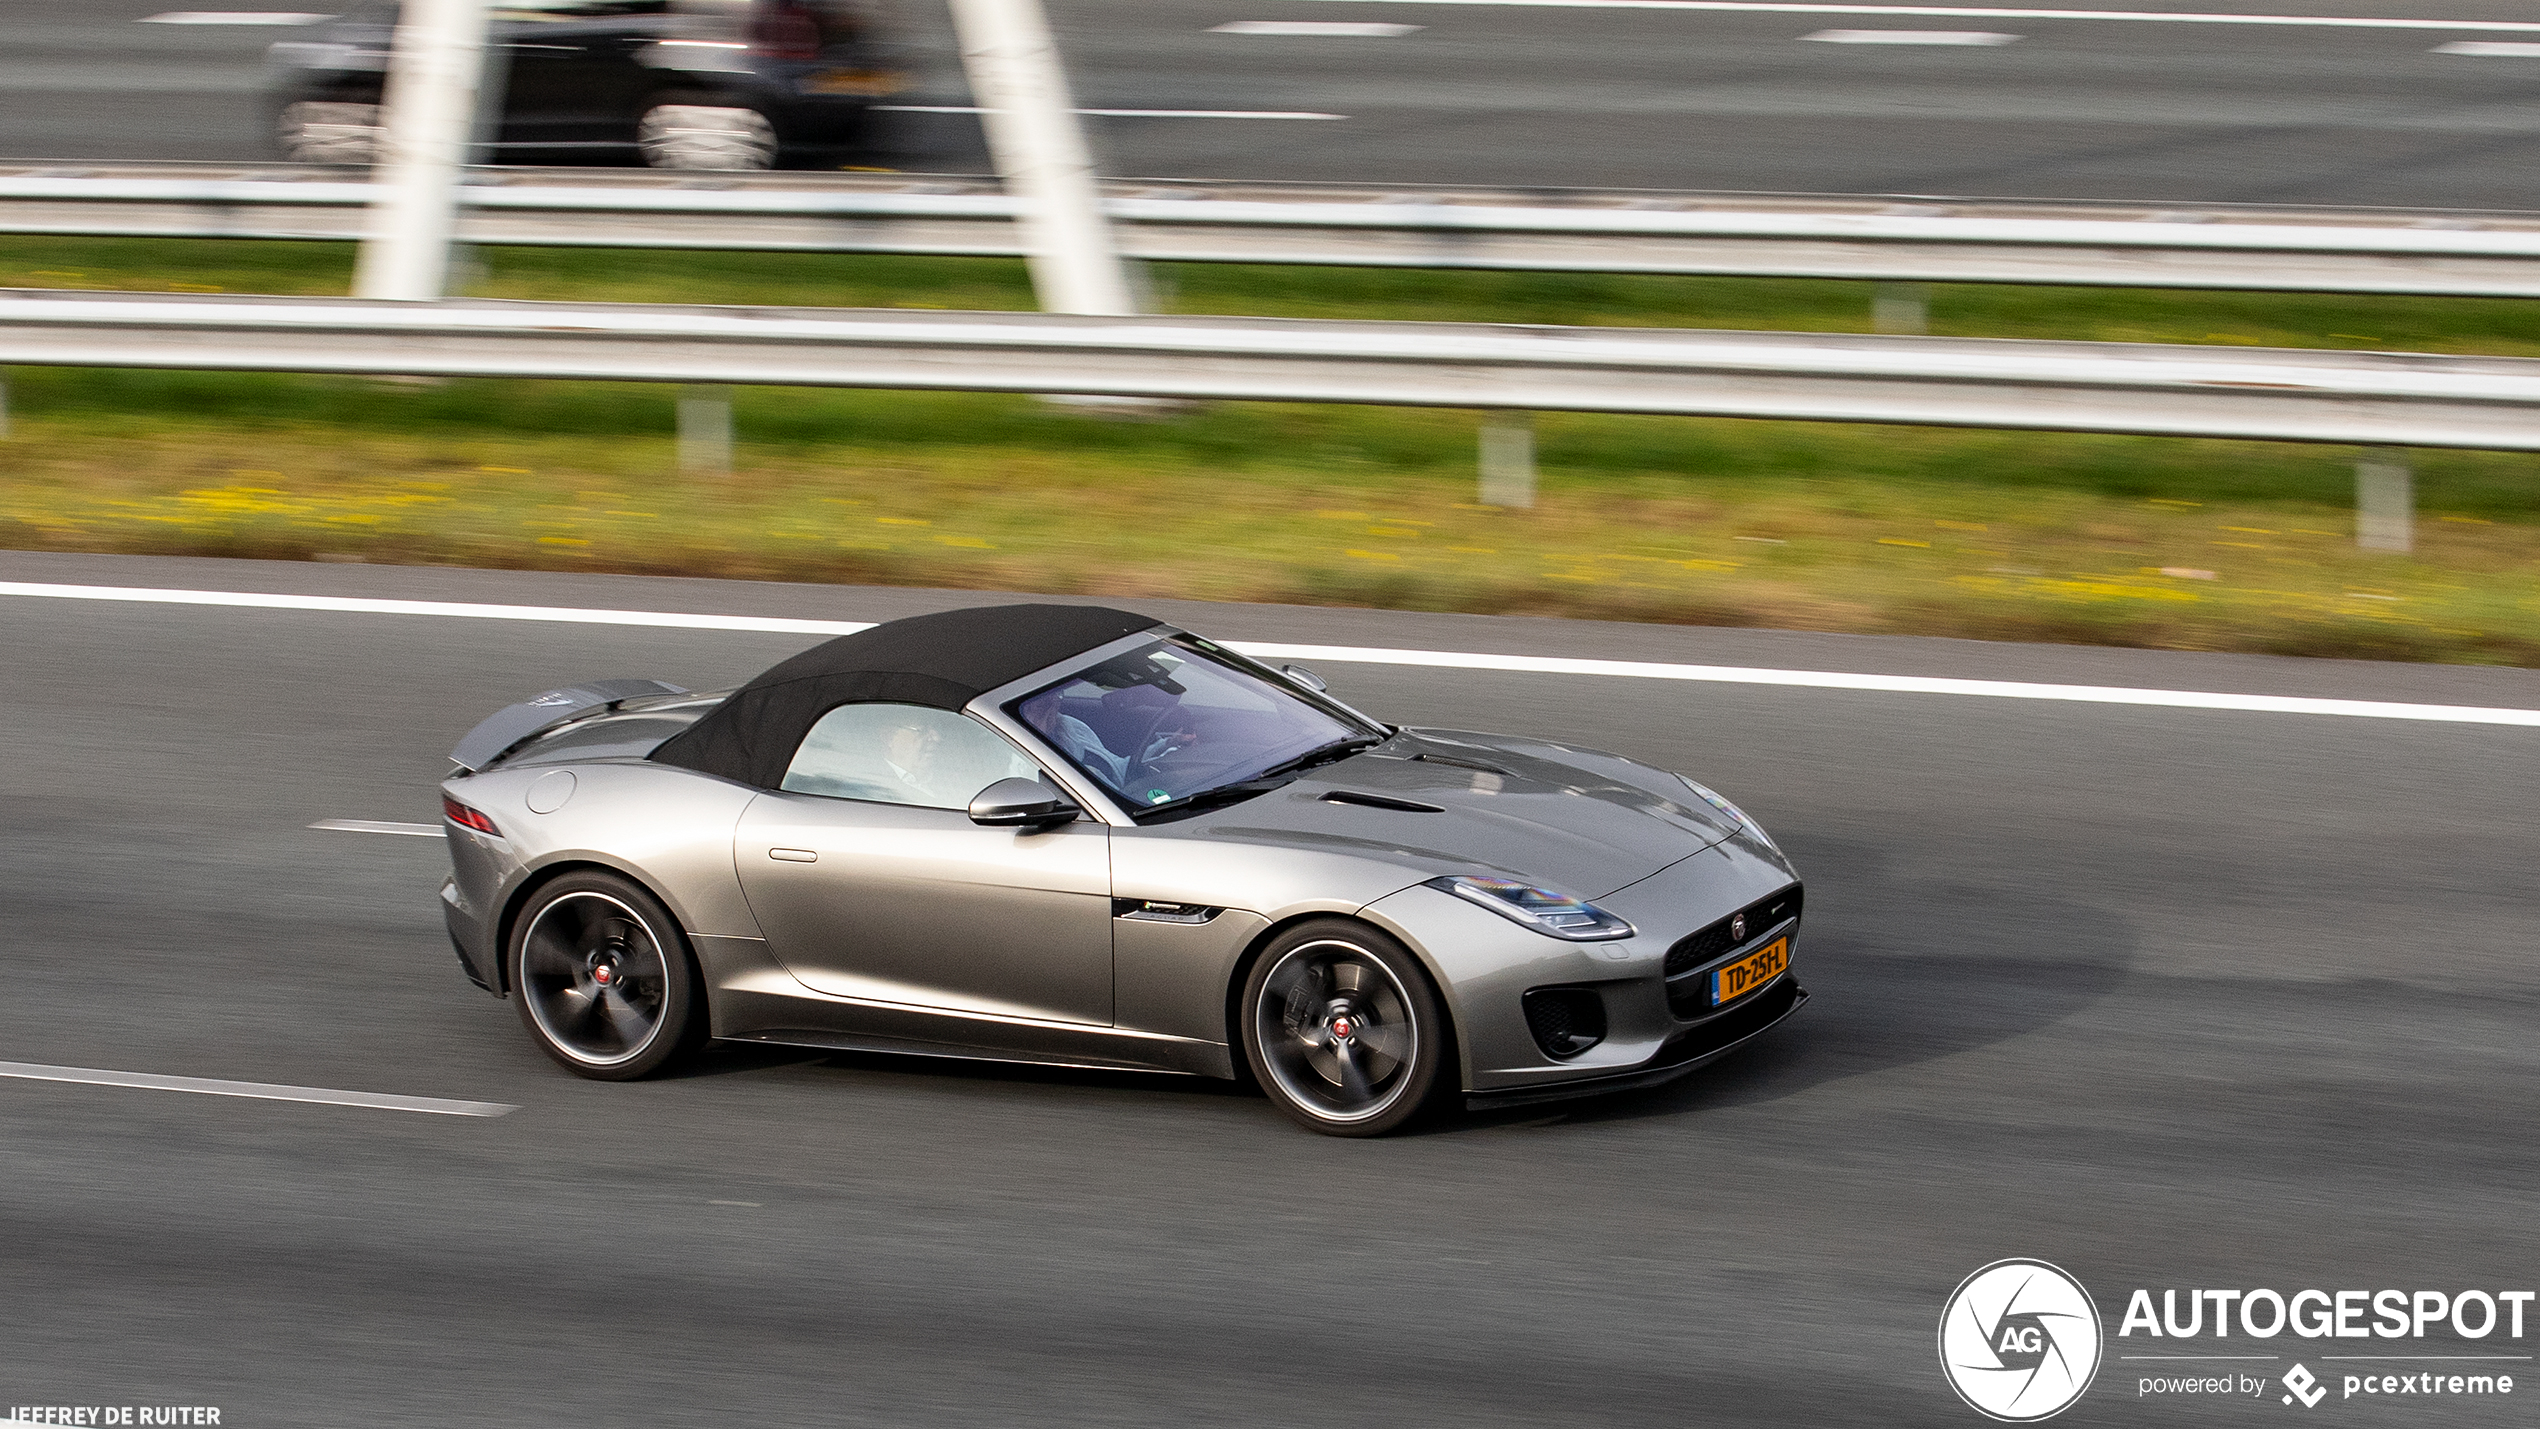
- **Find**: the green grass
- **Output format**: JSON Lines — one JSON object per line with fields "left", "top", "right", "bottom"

{"left": 5, "top": 233, "right": 2538, "bottom": 663}
{"left": 19, "top": 231, "right": 2540, "bottom": 354}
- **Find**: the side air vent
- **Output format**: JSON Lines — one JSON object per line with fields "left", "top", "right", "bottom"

{"left": 1318, "top": 790, "right": 1446, "bottom": 814}
{"left": 1522, "top": 987, "right": 1609, "bottom": 1059}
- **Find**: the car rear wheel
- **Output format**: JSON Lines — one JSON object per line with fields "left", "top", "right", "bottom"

{"left": 1241, "top": 919, "right": 1453, "bottom": 1137}
{"left": 637, "top": 102, "right": 778, "bottom": 170}
{"left": 507, "top": 871, "right": 705, "bottom": 1080}
{"left": 277, "top": 100, "right": 382, "bottom": 164}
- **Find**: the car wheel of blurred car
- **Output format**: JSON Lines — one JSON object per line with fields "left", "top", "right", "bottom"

{"left": 277, "top": 101, "right": 383, "bottom": 164}
{"left": 1241, "top": 919, "right": 1454, "bottom": 1137}
{"left": 507, "top": 871, "right": 707, "bottom": 1080}
{"left": 637, "top": 103, "right": 779, "bottom": 170}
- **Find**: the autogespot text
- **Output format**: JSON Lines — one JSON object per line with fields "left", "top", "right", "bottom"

{"left": 2119, "top": 1288, "right": 2532, "bottom": 1340}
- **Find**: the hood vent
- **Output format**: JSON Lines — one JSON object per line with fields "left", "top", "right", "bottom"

{"left": 1318, "top": 789, "right": 1446, "bottom": 814}
{"left": 1406, "top": 750, "right": 1514, "bottom": 777}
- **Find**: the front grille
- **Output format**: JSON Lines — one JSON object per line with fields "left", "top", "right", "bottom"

{"left": 1522, "top": 987, "right": 1609, "bottom": 1059}
{"left": 1664, "top": 883, "right": 1803, "bottom": 982}
{"left": 1666, "top": 888, "right": 1808, "bottom": 1025}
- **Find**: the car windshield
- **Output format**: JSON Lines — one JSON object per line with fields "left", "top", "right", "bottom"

{"left": 1012, "top": 637, "right": 1380, "bottom": 812}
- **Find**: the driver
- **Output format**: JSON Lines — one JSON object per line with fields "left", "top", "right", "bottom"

{"left": 1017, "top": 690, "right": 1131, "bottom": 786}
{"left": 879, "top": 713, "right": 961, "bottom": 806}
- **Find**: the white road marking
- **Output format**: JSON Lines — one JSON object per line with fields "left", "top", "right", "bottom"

{"left": 1288, "top": 0, "right": 2540, "bottom": 34}
{"left": 879, "top": 105, "right": 1349, "bottom": 119}
{"left": 1211, "top": 19, "right": 1425, "bottom": 32}
{"left": 138, "top": 10, "right": 335, "bottom": 22}
{"left": 1238, "top": 641, "right": 2540, "bottom": 725}
{"left": 311, "top": 818, "right": 441, "bottom": 837}
{"left": 0, "top": 1061, "right": 516, "bottom": 1117}
{"left": 4, "top": 582, "right": 2535, "bottom": 725}
{"left": 1804, "top": 26, "right": 2020, "bottom": 39}
{"left": 2432, "top": 39, "right": 2540, "bottom": 54}
{"left": 0, "top": 580, "right": 871, "bottom": 634}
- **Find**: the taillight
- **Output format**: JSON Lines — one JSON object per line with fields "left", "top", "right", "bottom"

{"left": 442, "top": 795, "right": 501, "bottom": 837}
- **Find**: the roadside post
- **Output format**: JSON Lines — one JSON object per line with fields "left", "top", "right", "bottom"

{"left": 1873, "top": 282, "right": 1931, "bottom": 335}
{"left": 678, "top": 387, "right": 737, "bottom": 478}
{"left": 1480, "top": 413, "right": 1537, "bottom": 508}
{"left": 2357, "top": 450, "right": 2414, "bottom": 552}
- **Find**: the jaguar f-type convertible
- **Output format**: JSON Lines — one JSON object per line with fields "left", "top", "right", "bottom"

{"left": 438, "top": 604, "right": 1805, "bottom": 1135}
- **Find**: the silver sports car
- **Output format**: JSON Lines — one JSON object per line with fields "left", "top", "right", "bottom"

{"left": 438, "top": 604, "right": 1805, "bottom": 1135}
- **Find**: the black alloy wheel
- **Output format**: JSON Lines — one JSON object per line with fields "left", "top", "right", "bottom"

{"left": 1241, "top": 919, "right": 1453, "bottom": 1136}
{"left": 507, "top": 871, "right": 706, "bottom": 1080}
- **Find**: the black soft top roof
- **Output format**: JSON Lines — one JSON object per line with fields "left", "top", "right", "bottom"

{"left": 649, "top": 603, "right": 1162, "bottom": 788}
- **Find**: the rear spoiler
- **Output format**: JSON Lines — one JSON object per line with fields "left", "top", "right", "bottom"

{"left": 448, "top": 679, "right": 690, "bottom": 773}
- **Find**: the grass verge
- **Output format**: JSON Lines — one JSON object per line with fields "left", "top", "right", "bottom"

{"left": 3, "top": 235, "right": 2536, "bottom": 663}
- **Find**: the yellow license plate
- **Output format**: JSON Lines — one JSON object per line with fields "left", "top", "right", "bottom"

{"left": 804, "top": 68, "right": 904, "bottom": 96}
{"left": 1713, "top": 936, "right": 1789, "bottom": 1006}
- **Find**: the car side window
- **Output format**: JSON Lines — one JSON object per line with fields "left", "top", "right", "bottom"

{"left": 780, "top": 703, "right": 1042, "bottom": 811}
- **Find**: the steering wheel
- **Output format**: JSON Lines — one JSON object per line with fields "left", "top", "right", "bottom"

{"left": 1123, "top": 703, "right": 1196, "bottom": 785}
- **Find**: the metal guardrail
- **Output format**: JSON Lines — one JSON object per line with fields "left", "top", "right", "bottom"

{"left": 5, "top": 288, "right": 2539, "bottom": 450}
{"left": 11, "top": 162, "right": 2540, "bottom": 297}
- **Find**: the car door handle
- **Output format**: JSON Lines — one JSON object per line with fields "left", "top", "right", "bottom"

{"left": 768, "top": 847, "right": 818, "bottom": 863}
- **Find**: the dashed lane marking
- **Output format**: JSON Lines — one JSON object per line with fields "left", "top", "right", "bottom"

{"left": 877, "top": 105, "right": 1350, "bottom": 118}
{"left": 137, "top": 10, "right": 334, "bottom": 21}
{"left": 311, "top": 818, "right": 441, "bottom": 837}
{"left": 1803, "top": 27, "right": 2021, "bottom": 39}
{"left": 1211, "top": 19, "right": 1425, "bottom": 32}
{"left": 0, "top": 1061, "right": 516, "bottom": 1117}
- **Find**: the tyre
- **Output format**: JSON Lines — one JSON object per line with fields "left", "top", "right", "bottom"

{"left": 1240, "top": 919, "right": 1455, "bottom": 1137}
{"left": 506, "top": 871, "right": 707, "bottom": 1080}
{"left": 277, "top": 100, "right": 382, "bottom": 164}
{"left": 637, "top": 103, "right": 778, "bottom": 170}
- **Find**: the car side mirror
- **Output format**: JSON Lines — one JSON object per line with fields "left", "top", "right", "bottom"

{"left": 968, "top": 777, "right": 1083, "bottom": 829}
{"left": 1280, "top": 663, "right": 1329, "bottom": 693}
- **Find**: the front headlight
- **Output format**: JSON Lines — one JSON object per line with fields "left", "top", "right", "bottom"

{"left": 1679, "top": 775, "right": 1779, "bottom": 852}
{"left": 1428, "top": 875, "right": 1634, "bottom": 941}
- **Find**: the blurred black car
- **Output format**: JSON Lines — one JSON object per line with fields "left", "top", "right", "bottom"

{"left": 267, "top": 0, "right": 906, "bottom": 170}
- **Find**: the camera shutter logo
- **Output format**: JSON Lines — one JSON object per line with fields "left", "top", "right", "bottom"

{"left": 1938, "top": 1259, "right": 2104, "bottom": 1421}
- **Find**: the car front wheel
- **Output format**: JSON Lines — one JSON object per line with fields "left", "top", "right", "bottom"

{"left": 637, "top": 102, "right": 778, "bottom": 170}
{"left": 1241, "top": 919, "right": 1454, "bottom": 1136}
{"left": 506, "top": 871, "right": 706, "bottom": 1080}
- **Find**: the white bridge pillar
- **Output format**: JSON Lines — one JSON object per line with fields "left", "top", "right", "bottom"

{"left": 354, "top": 0, "right": 490, "bottom": 302}
{"left": 948, "top": 0, "right": 1137, "bottom": 317}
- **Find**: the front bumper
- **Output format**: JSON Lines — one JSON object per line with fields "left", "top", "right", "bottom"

{"left": 1465, "top": 977, "right": 1807, "bottom": 1110}
{"left": 1358, "top": 838, "right": 1805, "bottom": 1098}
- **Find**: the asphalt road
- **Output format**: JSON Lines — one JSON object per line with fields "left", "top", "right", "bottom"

{"left": 23, "top": 0, "right": 2540, "bottom": 208}
{"left": 1, "top": 549, "right": 2534, "bottom": 1427}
